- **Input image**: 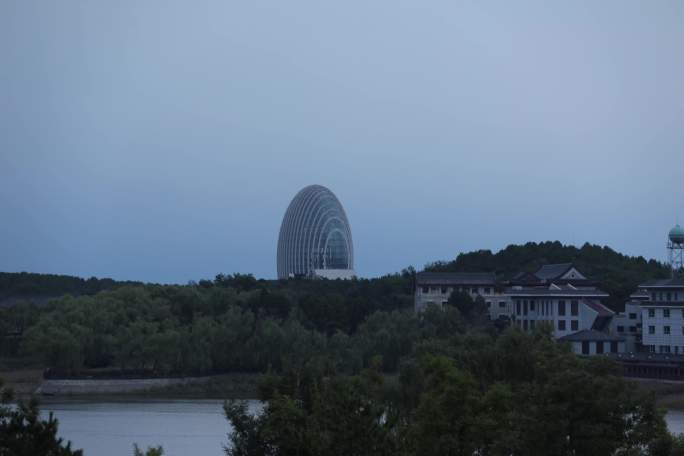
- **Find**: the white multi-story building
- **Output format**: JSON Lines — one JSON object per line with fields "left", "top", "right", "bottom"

{"left": 507, "top": 283, "right": 612, "bottom": 338}
{"left": 414, "top": 272, "right": 510, "bottom": 318}
{"left": 639, "top": 278, "right": 684, "bottom": 354}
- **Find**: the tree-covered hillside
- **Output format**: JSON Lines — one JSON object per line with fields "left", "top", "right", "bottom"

{"left": 0, "top": 272, "right": 140, "bottom": 305}
{"left": 426, "top": 241, "right": 671, "bottom": 309}
{"left": 0, "top": 241, "right": 672, "bottom": 376}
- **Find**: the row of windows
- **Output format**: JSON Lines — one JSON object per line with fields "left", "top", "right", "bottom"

{"left": 646, "top": 325, "right": 684, "bottom": 335}
{"left": 652, "top": 291, "right": 680, "bottom": 302}
{"left": 515, "top": 300, "right": 579, "bottom": 317}
{"left": 580, "top": 341, "right": 619, "bottom": 355}
{"left": 421, "top": 286, "right": 492, "bottom": 295}
{"left": 647, "top": 345, "right": 684, "bottom": 354}
{"left": 427, "top": 300, "right": 507, "bottom": 309}
{"left": 646, "top": 308, "right": 684, "bottom": 318}
{"left": 518, "top": 319, "right": 578, "bottom": 331}
{"left": 616, "top": 325, "right": 639, "bottom": 333}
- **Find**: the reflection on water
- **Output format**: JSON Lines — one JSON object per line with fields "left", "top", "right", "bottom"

{"left": 667, "top": 410, "right": 684, "bottom": 435}
{"left": 41, "top": 399, "right": 261, "bottom": 456}
{"left": 39, "top": 399, "right": 684, "bottom": 456}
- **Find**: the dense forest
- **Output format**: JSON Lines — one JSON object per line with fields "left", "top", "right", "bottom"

{"left": 0, "top": 241, "right": 673, "bottom": 377}
{"left": 1, "top": 241, "right": 684, "bottom": 455}
{"left": 0, "top": 271, "right": 415, "bottom": 375}
{"left": 0, "top": 272, "right": 140, "bottom": 305}
{"left": 225, "top": 328, "right": 684, "bottom": 456}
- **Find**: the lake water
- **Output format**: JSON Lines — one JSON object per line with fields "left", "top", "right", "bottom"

{"left": 41, "top": 399, "right": 261, "bottom": 456}
{"left": 39, "top": 399, "right": 684, "bottom": 456}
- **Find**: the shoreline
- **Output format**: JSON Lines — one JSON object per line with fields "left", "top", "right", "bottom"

{"left": 2, "top": 369, "right": 262, "bottom": 400}
{"left": 8, "top": 368, "right": 684, "bottom": 411}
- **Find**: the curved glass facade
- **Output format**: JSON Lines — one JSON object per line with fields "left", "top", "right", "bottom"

{"left": 277, "top": 185, "right": 354, "bottom": 279}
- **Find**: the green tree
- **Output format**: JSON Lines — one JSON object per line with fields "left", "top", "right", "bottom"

{"left": 0, "top": 378, "right": 82, "bottom": 456}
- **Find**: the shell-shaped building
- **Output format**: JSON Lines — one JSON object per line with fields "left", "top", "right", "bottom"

{"left": 277, "top": 185, "right": 355, "bottom": 279}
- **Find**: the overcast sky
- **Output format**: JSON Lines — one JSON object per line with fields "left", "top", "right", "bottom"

{"left": 1, "top": 1, "right": 682, "bottom": 283}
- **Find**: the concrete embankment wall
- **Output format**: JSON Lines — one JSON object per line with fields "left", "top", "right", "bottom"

{"left": 37, "top": 376, "right": 212, "bottom": 395}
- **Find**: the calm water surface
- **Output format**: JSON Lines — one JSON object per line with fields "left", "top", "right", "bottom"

{"left": 41, "top": 399, "right": 261, "bottom": 456}
{"left": 40, "top": 399, "right": 684, "bottom": 456}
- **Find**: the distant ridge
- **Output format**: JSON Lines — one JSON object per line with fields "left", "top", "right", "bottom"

{"left": 0, "top": 272, "right": 141, "bottom": 307}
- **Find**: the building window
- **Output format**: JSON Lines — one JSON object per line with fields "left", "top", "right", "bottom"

{"left": 667, "top": 292, "right": 672, "bottom": 301}
{"left": 571, "top": 320, "right": 578, "bottom": 331}
{"left": 665, "top": 309, "right": 671, "bottom": 318}
{"left": 582, "top": 341, "right": 590, "bottom": 355}
{"left": 499, "top": 301, "right": 506, "bottom": 308}
{"left": 649, "top": 326, "right": 655, "bottom": 335}
{"left": 596, "top": 341, "right": 604, "bottom": 354}
{"left": 665, "top": 326, "right": 671, "bottom": 335}
{"left": 472, "top": 287, "right": 478, "bottom": 294}
{"left": 652, "top": 292, "right": 657, "bottom": 301}
{"left": 629, "top": 313, "right": 637, "bottom": 320}
{"left": 558, "top": 320, "right": 566, "bottom": 331}
{"left": 617, "top": 325, "right": 625, "bottom": 333}
{"left": 571, "top": 300, "right": 578, "bottom": 316}
{"left": 486, "top": 301, "right": 491, "bottom": 308}
{"left": 629, "top": 326, "right": 637, "bottom": 333}
{"left": 648, "top": 309, "right": 655, "bottom": 318}
{"left": 484, "top": 287, "right": 491, "bottom": 294}
{"left": 610, "top": 341, "right": 618, "bottom": 353}
{"left": 660, "top": 345, "right": 671, "bottom": 354}
{"left": 441, "top": 287, "right": 447, "bottom": 294}
{"left": 558, "top": 301, "right": 566, "bottom": 316}
{"left": 516, "top": 301, "right": 521, "bottom": 315}
{"left": 530, "top": 301, "right": 535, "bottom": 311}
{"left": 523, "top": 301, "right": 528, "bottom": 316}
{"left": 422, "top": 286, "right": 429, "bottom": 293}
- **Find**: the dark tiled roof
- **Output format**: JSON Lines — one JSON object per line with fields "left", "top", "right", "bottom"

{"left": 639, "top": 278, "right": 684, "bottom": 288}
{"left": 416, "top": 272, "right": 497, "bottom": 286}
{"left": 583, "top": 299, "right": 614, "bottom": 317}
{"left": 558, "top": 329, "right": 623, "bottom": 342}
{"left": 535, "top": 263, "right": 573, "bottom": 280}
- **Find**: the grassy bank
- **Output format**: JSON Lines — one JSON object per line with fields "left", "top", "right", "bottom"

{"left": 135, "top": 373, "right": 263, "bottom": 399}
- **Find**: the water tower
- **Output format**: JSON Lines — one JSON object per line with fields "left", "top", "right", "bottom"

{"left": 668, "top": 224, "right": 684, "bottom": 276}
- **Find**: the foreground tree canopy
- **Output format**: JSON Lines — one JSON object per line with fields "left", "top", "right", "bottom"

{"left": 225, "top": 329, "right": 684, "bottom": 456}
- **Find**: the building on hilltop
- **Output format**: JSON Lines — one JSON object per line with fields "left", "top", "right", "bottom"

{"left": 415, "top": 263, "right": 618, "bottom": 348}
{"left": 638, "top": 278, "right": 684, "bottom": 354}
{"left": 413, "top": 272, "right": 507, "bottom": 316}
{"left": 276, "top": 185, "right": 355, "bottom": 280}
{"left": 507, "top": 283, "right": 612, "bottom": 338}
{"left": 511, "top": 263, "right": 592, "bottom": 286}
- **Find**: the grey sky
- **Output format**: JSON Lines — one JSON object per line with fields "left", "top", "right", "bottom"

{"left": 1, "top": 1, "right": 682, "bottom": 283}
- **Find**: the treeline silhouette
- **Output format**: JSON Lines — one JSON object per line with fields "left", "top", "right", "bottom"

{"left": 0, "top": 242, "right": 672, "bottom": 376}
